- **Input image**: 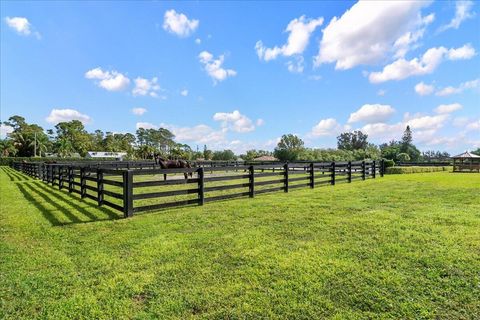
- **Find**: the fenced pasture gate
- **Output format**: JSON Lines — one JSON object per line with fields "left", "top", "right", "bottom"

{"left": 12, "top": 160, "right": 385, "bottom": 218}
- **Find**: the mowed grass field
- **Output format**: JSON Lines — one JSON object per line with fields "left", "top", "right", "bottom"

{"left": 1, "top": 167, "right": 479, "bottom": 319}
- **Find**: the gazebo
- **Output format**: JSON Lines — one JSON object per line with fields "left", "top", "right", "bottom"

{"left": 452, "top": 151, "right": 480, "bottom": 173}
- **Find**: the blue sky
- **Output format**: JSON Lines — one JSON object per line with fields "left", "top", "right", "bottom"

{"left": 1, "top": 0, "right": 479, "bottom": 154}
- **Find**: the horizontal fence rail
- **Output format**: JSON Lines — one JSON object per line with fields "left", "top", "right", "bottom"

{"left": 12, "top": 159, "right": 385, "bottom": 218}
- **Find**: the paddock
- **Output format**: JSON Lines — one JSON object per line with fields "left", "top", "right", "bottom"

{"left": 12, "top": 160, "right": 385, "bottom": 218}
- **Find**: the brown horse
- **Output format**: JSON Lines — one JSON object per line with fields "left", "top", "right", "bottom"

{"left": 155, "top": 156, "right": 193, "bottom": 179}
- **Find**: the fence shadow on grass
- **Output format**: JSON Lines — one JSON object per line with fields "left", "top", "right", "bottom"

{"left": 1, "top": 167, "right": 30, "bottom": 182}
{"left": 16, "top": 179, "right": 122, "bottom": 226}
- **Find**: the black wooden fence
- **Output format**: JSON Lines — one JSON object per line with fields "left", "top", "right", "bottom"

{"left": 13, "top": 160, "right": 384, "bottom": 218}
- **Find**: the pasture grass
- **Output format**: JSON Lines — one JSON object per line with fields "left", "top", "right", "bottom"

{"left": 1, "top": 166, "right": 479, "bottom": 319}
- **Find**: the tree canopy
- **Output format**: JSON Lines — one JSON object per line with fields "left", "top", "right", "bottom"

{"left": 337, "top": 130, "right": 369, "bottom": 151}
{"left": 0, "top": 114, "right": 454, "bottom": 163}
{"left": 274, "top": 134, "right": 305, "bottom": 161}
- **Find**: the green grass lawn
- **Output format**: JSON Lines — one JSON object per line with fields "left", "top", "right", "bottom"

{"left": 1, "top": 166, "right": 479, "bottom": 319}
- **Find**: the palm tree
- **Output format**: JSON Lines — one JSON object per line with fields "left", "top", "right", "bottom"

{"left": 57, "top": 138, "right": 74, "bottom": 158}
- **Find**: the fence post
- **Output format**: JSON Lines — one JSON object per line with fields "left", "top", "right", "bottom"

{"left": 50, "top": 165, "right": 53, "bottom": 184}
{"left": 249, "top": 165, "right": 255, "bottom": 198}
{"left": 68, "top": 166, "right": 73, "bottom": 193}
{"left": 97, "top": 169, "right": 104, "bottom": 206}
{"left": 59, "top": 166, "right": 64, "bottom": 190}
{"left": 331, "top": 162, "right": 336, "bottom": 185}
{"left": 284, "top": 163, "right": 289, "bottom": 192}
{"left": 372, "top": 160, "right": 376, "bottom": 179}
{"left": 380, "top": 159, "right": 384, "bottom": 177}
{"left": 309, "top": 162, "right": 314, "bottom": 188}
{"left": 123, "top": 170, "right": 133, "bottom": 218}
{"left": 362, "top": 161, "right": 366, "bottom": 180}
{"left": 198, "top": 167, "right": 205, "bottom": 205}
{"left": 347, "top": 161, "right": 352, "bottom": 183}
{"left": 80, "top": 167, "right": 86, "bottom": 198}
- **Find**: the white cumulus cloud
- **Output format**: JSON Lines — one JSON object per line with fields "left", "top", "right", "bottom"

{"left": 180, "top": 89, "right": 189, "bottom": 96}
{"left": 5, "top": 16, "right": 40, "bottom": 38}
{"left": 132, "top": 107, "right": 147, "bottom": 115}
{"left": 436, "top": 78, "right": 479, "bottom": 96}
{"left": 161, "top": 123, "right": 226, "bottom": 144}
{"left": 415, "top": 82, "right": 435, "bottom": 95}
{"left": 361, "top": 122, "right": 404, "bottom": 140}
{"left": 438, "top": 0, "right": 475, "bottom": 32}
{"left": 5, "top": 16, "right": 31, "bottom": 35}
{"left": 255, "top": 15, "right": 323, "bottom": 61}
{"left": 198, "top": 51, "right": 236, "bottom": 84}
{"left": 310, "top": 118, "right": 342, "bottom": 137}
{"left": 0, "top": 124, "right": 14, "bottom": 138}
{"left": 466, "top": 119, "right": 480, "bottom": 131}
{"left": 136, "top": 122, "right": 158, "bottom": 130}
{"left": 314, "top": 1, "right": 431, "bottom": 69}
{"left": 405, "top": 113, "right": 449, "bottom": 130}
{"left": 348, "top": 104, "right": 395, "bottom": 124}
{"left": 163, "top": 9, "right": 199, "bottom": 37}
{"left": 434, "top": 103, "right": 463, "bottom": 114}
{"left": 369, "top": 44, "right": 476, "bottom": 83}
{"left": 46, "top": 109, "right": 91, "bottom": 124}
{"left": 213, "top": 110, "right": 256, "bottom": 133}
{"left": 286, "top": 56, "right": 305, "bottom": 73}
{"left": 447, "top": 43, "right": 476, "bottom": 60}
{"left": 132, "top": 77, "right": 161, "bottom": 97}
{"left": 85, "top": 67, "right": 130, "bottom": 91}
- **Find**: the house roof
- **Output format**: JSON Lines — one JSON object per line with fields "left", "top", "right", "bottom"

{"left": 452, "top": 151, "right": 480, "bottom": 158}
{"left": 86, "top": 151, "right": 127, "bottom": 158}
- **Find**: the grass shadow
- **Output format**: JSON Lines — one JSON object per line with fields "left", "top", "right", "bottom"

{"left": 34, "top": 181, "right": 121, "bottom": 220}
{"left": 16, "top": 183, "right": 64, "bottom": 226}
{"left": 15, "top": 177, "right": 122, "bottom": 226}
{"left": 1, "top": 167, "right": 31, "bottom": 182}
{"left": 1, "top": 167, "right": 20, "bottom": 181}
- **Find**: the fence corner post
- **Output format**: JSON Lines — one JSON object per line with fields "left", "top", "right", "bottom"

{"left": 309, "top": 162, "right": 314, "bottom": 188}
{"left": 123, "top": 170, "right": 134, "bottom": 218}
{"left": 373, "top": 160, "right": 377, "bottom": 179}
{"left": 284, "top": 163, "right": 289, "bottom": 192}
{"left": 331, "top": 162, "right": 336, "bottom": 185}
{"left": 249, "top": 165, "right": 255, "bottom": 198}
{"left": 198, "top": 167, "right": 205, "bottom": 205}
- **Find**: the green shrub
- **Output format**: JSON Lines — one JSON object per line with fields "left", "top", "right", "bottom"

{"left": 383, "top": 159, "right": 395, "bottom": 168}
{"left": 386, "top": 166, "right": 451, "bottom": 174}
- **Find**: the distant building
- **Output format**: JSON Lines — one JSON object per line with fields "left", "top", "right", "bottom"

{"left": 45, "top": 152, "right": 81, "bottom": 158}
{"left": 86, "top": 151, "right": 127, "bottom": 160}
{"left": 253, "top": 155, "right": 278, "bottom": 161}
{"left": 452, "top": 151, "right": 480, "bottom": 173}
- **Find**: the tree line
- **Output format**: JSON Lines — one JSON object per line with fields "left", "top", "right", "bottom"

{"left": 1, "top": 115, "right": 464, "bottom": 162}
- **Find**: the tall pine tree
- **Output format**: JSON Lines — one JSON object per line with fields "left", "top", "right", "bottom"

{"left": 402, "top": 125, "right": 412, "bottom": 147}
